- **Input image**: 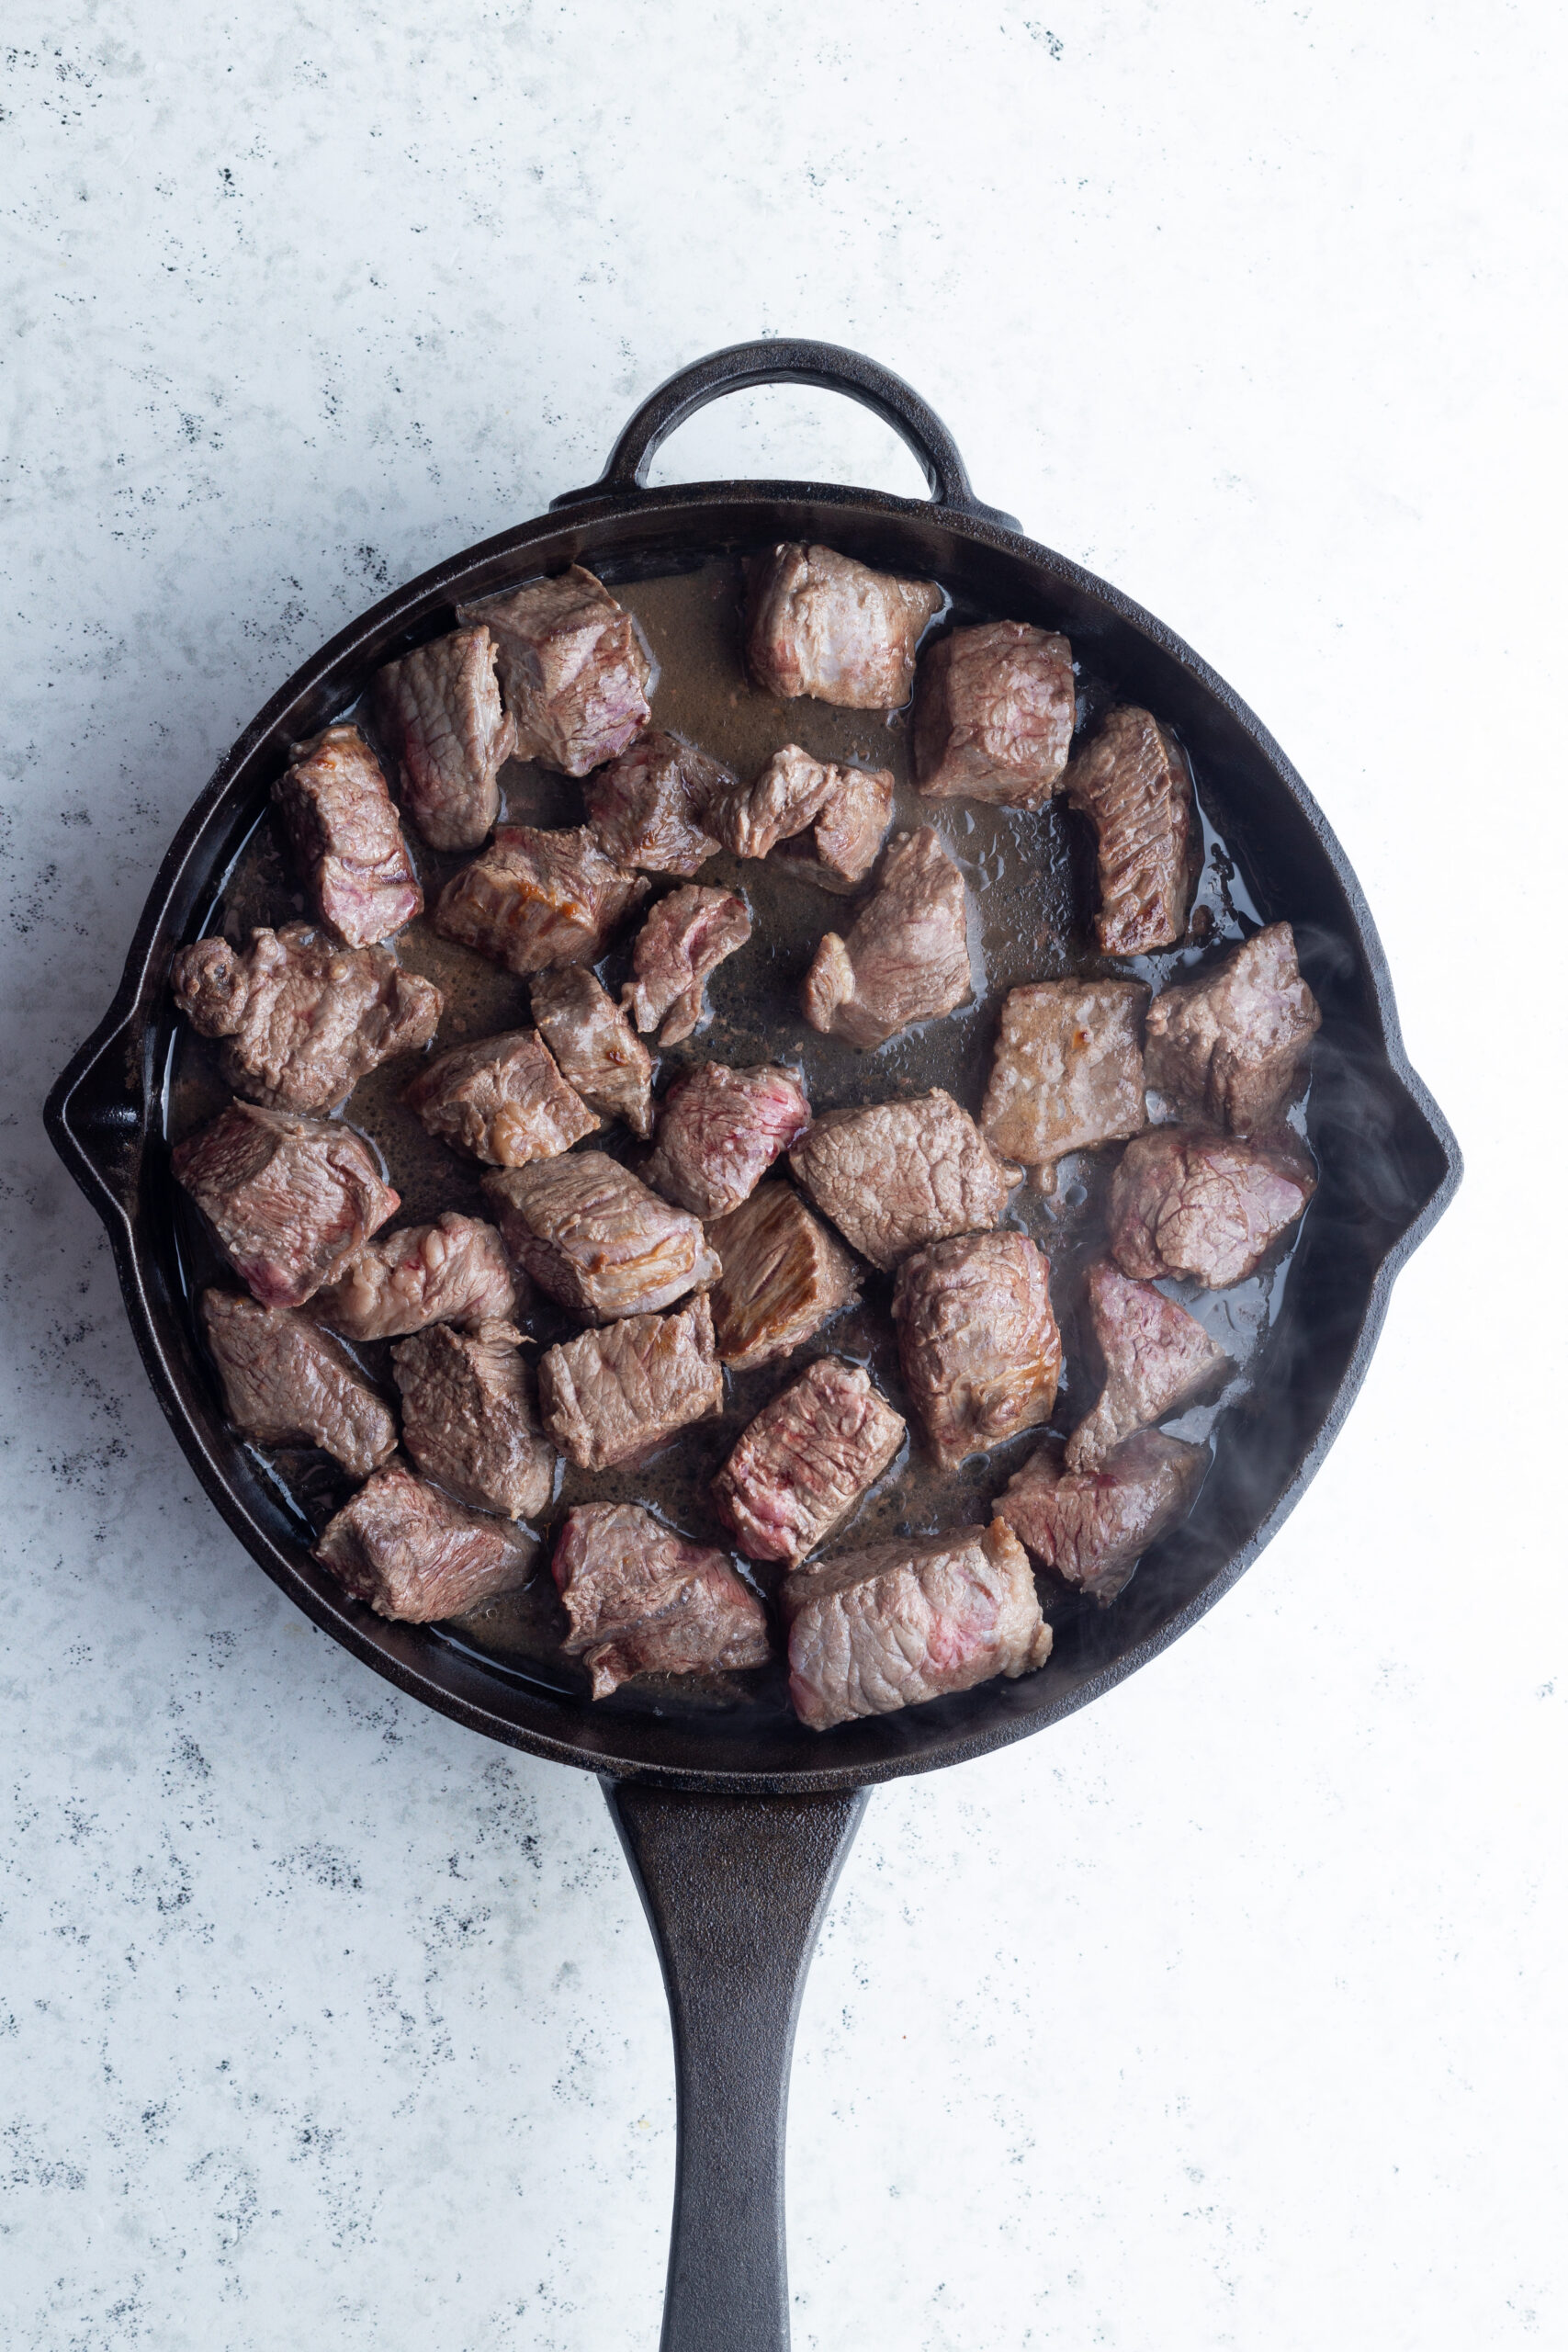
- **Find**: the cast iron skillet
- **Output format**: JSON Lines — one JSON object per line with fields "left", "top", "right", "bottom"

{"left": 45, "top": 341, "right": 1460, "bottom": 2352}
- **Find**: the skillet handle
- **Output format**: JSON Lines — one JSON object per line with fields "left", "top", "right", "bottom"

{"left": 44, "top": 1001, "right": 144, "bottom": 1230}
{"left": 606, "top": 1781, "right": 869, "bottom": 2352}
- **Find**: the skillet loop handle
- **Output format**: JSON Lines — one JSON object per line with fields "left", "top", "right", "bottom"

{"left": 44, "top": 1007, "right": 144, "bottom": 1229}
{"left": 606, "top": 1782, "right": 869, "bottom": 2352}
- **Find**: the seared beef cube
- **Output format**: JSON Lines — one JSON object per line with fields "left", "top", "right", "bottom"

{"left": 552, "top": 1503, "right": 770, "bottom": 1698}
{"left": 1144, "top": 922, "right": 1321, "bottom": 1134}
{"left": 1108, "top": 1127, "right": 1316, "bottom": 1289}
{"left": 789, "top": 1090, "right": 1020, "bottom": 1272}
{"left": 482, "top": 1153, "right": 718, "bottom": 1323}
{"left": 404, "top": 1029, "right": 596, "bottom": 1167}
{"left": 314, "top": 1459, "right": 535, "bottom": 1623}
{"left": 996, "top": 1430, "right": 1208, "bottom": 1605}
{"left": 370, "top": 624, "right": 514, "bottom": 853}
{"left": 712, "top": 1357, "right": 905, "bottom": 1566}
{"left": 273, "top": 724, "right": 423, "bottom": 946}
{"left": 705, "top": 746, "right": 893, "bottom": 895}
{"left": 622, "top": 885, "right": 752, "bottom": 1047}
{"left": 434, "top": 824, "right": 647, "bottom": 976}
{"left": 892, "top": 1230, "right": 1062, "bottom": 1470}
{"left": 1063, "top": 706, "right": 1195, "bottom": 956}
{"left": 706, "top": 743, "right": 837, "bottom": 862}
{"left": 457, "top": 565, "right": 651, "bottom": 777}
{"left": 199, "top": 1288, "right": 395, "bottom": 1476}
{"left": 705, "top": 1182, "right": 862, "bottom": 1372}
{"left": 530, "top": 966, "right": 655, "bottom": 1139}
{"left": 643, "top": 1062, "right": 812, "bottom": 1221}
{"left": 1065, "top": 1259, "right": 1231, "bottom": 1473}
{"left": 391, "top": 1319, "right": 553, "bottom": 1521}
{"left": 173, "top": 1102, "right": 399, "bottom": 1309}
{"left": 784, "top": 1521, "right": 1051, "bottom": 1731}
{"left": 311, "top": 1212, "right": 515, "bottom": 1340}
{"left": 981, "top": 979, "right": 1148, "bottom": 1186}
{"left": 171, "top": 922, "right": 442, "bottom": 1114}
{"left": 582, "top": 729, "right": 728, "bottom": 876}
{"left": 775, "top": 761, "right": 895, "bottom": 894}
{"left": 803, "top": 828, "right": 972, "bottom": 1049}
{"left": 538, "top": 1293, "right": 723, "bottom": 1472}
{"left": 913, "top": 622, "right": 1076, "bottom": 808}
{"left": 746, "top": 543, "right": 942, "bottom": 708}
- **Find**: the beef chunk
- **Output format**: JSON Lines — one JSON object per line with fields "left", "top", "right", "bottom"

{"left": 1065, "top": 1259, "right": 1232, "bottom": 1473}
{"left": 892, "top": 1230, "right": 1062, "bottom": 1470}
{"left": 1063, "top": 706, "right": 1195, "bottom": 956}
{"left": 530, "top": 966, "right": 656, "bottom": 1139}
{"left": 391, "top": 1319, "right": 554, "bottom": 1521}
{"left": 314, "top": 1459, "right": 535, "bottom": 1623}
{"left": 1144, "top": 922, "right": 1321, "bottom": 1134}
{"left": 775, "top": 761, "right": 895, "bottom": 894}
{"left": 996, "top": 1430, "right": 1208, "bottom": 1605}
{"left": 538, "top": 1293, "right": 722, "bottom": 1471}
{"left": 173, "top": 1102, "right": 399, "bottom": 1309}
{"left": 746, "top": 543, "right": 942, "bottom": 708}
{"left": 457, "top": 566, "right": 651, "bottom": 777}
{"left": 713, "top": 1357, "right": 906, "bottom": 1566}
{"left": 622, "top": 885, "right": 752, "bottom": 1047}
{"left": 199, "top": 1288, "right": 395, "bottom": 1476}
{"left": 434, "top": 824, "right": 647, "bottom": 977}
{"left": 370, "top": 624, "right": 514, "bottom": 852}
{"left": 642, "top": 1062, "right": 812, "bottom": 1221}
{"left": 171, "top": 922, "right": 442, "bottom": 1114}
{"left": 552, "top": 1503, "right": 770, "bottom": 1698}
{"left": 802, "top": 828, "right": 972, "bottom": 1049}
{"left": 404, "top": 1029, "right": 596, "bottom": 1167}
{"left": 913, "top": 623, "right": 1076, "bottom": 808}
{"left": 273, "top": 725, "right": 423, "bottom": 946}
{"left": 311, "top": 1212, "right": 515, "bottom": 1340}
{"left": 582, "top": 729, "right": 728, "bottom": 876}
{"left": 1108, "top": 1127, "right": 1316, "bottom": 1288}
{"left": 981, "top": 978, "right": 1149, "bottom": 1187}
{"left": 705, "top": 1182, "right": 862, "bottom": 1372}
{"left": 482, "top": 1153, "right": 718, "bottom": 1323}
{"left": 788, "top": 1090, "right": 1020, "bottom": 1272}
{"left": 784, "top": 1521, "right": 1051, "bottom": 1731}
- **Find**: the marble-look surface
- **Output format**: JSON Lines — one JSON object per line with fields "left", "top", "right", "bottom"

{"left": 3, "top": 5, "right": 1563, "bottom": 2346}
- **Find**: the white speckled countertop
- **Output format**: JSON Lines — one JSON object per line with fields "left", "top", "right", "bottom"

{"left": 4, "top": 6, "right": 1563, "bottom": 2346}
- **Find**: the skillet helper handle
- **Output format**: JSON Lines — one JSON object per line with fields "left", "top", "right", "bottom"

{"left": 606, "top": 1782, "right": 869, "bottom": 2352}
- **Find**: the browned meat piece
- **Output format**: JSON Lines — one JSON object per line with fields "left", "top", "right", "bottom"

{"left": 784, "top": 1521, "right": 1051, "bottom": 1731}
{"left": 314, "top": 1459, "right": 535, "bottom": 1623}
{"left": 538, "top": 1294, "right": 722, "bottom": 1472}
{"left": 802, "top": 828, "right": 972, "bottom": 1049}
{"left": 775, "top": 761, "right": 895, "bottom": 894}
{"left": 1063, "top": 706, "right": 1196, "bottom": 956}
{"left": 705, "top": 743, "right": 834, "bottom": 860}
{"left": 171, "top": 922, "right": 442, "bottom": 1114}
{"left": 530, "top": 966, "right": 656, "bottom": 1139}
{"left": 404, "top": 1029, "right": 596, "bottom": 1167}
{"left": 788, "top": 1090, "right": 1019, "bottom": 1272}
{"left": 370, "top": 625, "right": 515, "bottom": 852}
{"left": 457, "top": 565, "right": 651, "bottom": 777}
{"left": 434, "top": 825, "right": 647, "bottom": 977}
{"left": 642, "top": 1062, "right": 812, "bottom": 1221}
{"left": 581, "top": 729, "right": 728, "bottom": 876}
{"left": 712, "top": 1357, "right": 906, "bottom": 1566}
{"left": 482, "top": 1153, "right": 718, "bottom": 1324}
{"left": 552, "top": 1504, "right": 770, "bottom": 1698}
{"left": 705, "top": 1182, "right": 862, "bottom": 1372}
{"left": 1109, "top": 1127, "right": 1316, "bottom": 1288}
{"left": 391, "top": 1320, "right": 554, "bottom": 1521}
{"left": 173, "top": 1103, "right": 399, "bottom": 1309}
{"left": 622, "top": 885, "right": 752, "bottom": 1047}
{"left": 273, "top": 725, "right": 423, "bottom": 946}
{"left": 746, "top": 544, "right": 942, "bottom": 708}
{"left": 981, "top": 979, "right": 1149, "bottom": 1188}
{"left": 913, "top": 623, "right": 1076, "bottom": 808}
{"left": 311, "top": 1212, "right": 515, "bottom": 1340}
{"left": 1144, "top": 922, "right": 1322, "bottom": 1134}
{"left": 892, "top": 1230, "right": 1062, "bottom": 1470}
{"left": 1065, "top": 1260, "right": 1232, "bottom": 1473}
{"left": 996, "top": 1430, "right": 1208, "bottom": 1604}
{"left": 199, "top": 1288, "right": 396, "bottom": 1476}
